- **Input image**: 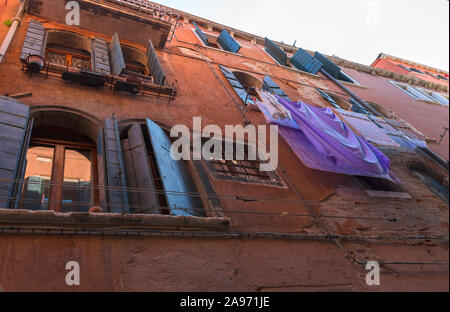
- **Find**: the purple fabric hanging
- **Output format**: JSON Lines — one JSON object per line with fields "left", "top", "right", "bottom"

{"left": 258, "top": 95, "right": 400, "bottom": 182}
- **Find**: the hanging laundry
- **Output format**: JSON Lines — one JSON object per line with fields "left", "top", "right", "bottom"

{"left": 256, "top": 95, "right": 400, "bottom": 182}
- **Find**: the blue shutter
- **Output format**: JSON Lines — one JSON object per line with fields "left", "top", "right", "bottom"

{"left": 291, "top": 48, "right": 323, "bottom": 74}
{"left": 104, "top": 116, "right": 129, "bottom": 213}
{"left": 317, "top": 89, "right": 341, "bottom": 109}
{"left": 265, "top": 38, "right": 287, "bottom": 66}
{"left": 20, "top": 20, "right": 46, "bottom": 62}
{"left": 217, "top": 30, "right": 241, "bottom": 53}
{"left": 91, "top": 37, "right": 111, "bottom": 75}
{"left": 145, "top": 119, "right": 204, "bottom": 217}
{"left": 314, "top": 51, "right": 341, "bottom": 78}
{"left": 109, "top": 33, "right": 126, "bottom": 77}
{"left": 263, "top": 76, "right": 291, "bottom": 101}
{"left": 193, "top": 21, "right": 209, "bottom": 46}
{"left": 0, "top": 97, "right": 30, "bottom": 209}
{"left": 219, "top": 65, "right": 255, "bottom": 105}
{"left": 147, "top": 39, "right": 167, "bottom": 86}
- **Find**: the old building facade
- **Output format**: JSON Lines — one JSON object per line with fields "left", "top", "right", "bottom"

{"left": 0, "top": 0, "right": 448, "bottom": 292}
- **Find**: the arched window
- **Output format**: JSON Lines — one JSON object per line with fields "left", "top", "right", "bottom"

{"left": 121, "top": 45, "right": 149, "bottom": 76}
{"left": 18, "top": 109, "right": 101, "bottom": 212}
{"left": 408, "top": 162, "right": 449, "bottom": 204}
{"left": 232, "top": 71, "right": 263, "bottom": 102}
{"left": 45, "top": 30, "right": 92, "bottom": 72}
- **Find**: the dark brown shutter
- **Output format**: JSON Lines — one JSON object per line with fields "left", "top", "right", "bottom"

{"left": 91, "top": 37, "right": 111, "bottom": 75}
{"left": 104, "top": 116, "right": 129, "bottom": 213}
{"left": 120, "top": 124, "right": 160, "bottom": 214}
{"left": 0, "top": 97, "right": 31, "bottom": 208}
{"left": 109, "top": 33, "right": 126, "bottom": 77}
{"left": 147, "top": 39, "right": 166, "bottom": 86}
{"left": 20, "top": 20, "right": 46, "bottom": 62}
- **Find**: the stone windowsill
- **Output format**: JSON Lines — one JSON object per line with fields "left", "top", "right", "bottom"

{"left": 0, "top": 209, "right": 230, "bottom": 232}
{"left": 364, "top": 190, "right": 413, "bottom": 199}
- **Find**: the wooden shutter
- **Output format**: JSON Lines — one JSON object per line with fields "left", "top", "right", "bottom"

{"left": 217, "top": 30, "right": 241, "bottom": 53}
{"left": 121, "top": 124, "right": 160, "bottom": 214}
{"left": 109, "top": 33, "right": 126, "bottom": 77}
{"left": 193, "top": 21, "right": 209, "bottom": 46}
{"left": 314, "top": 51, "right": 341, "bottom": 79}
{"left": 0, "top": 97, "right": 31, "bottom": 208}
{"left": 262, "top": 76, "right": 291, "bottom": 101}
{"left": 291, "top": 48, "right": 323, "bottom": 74}
{"left": 147, "top": 39, "right": 167, "bottom": 86}
{"left": 96, "top": 129, "right": 107, "bottom": 209}
{"left": 219, "top": 65, "right": 255, "bottom": 105}
{"left": 145, "top": 119, "right": 204, "bottom": 217}
{"left": 91, "top": 37, "right": 111, "bottom": 75}
{"left": 104, "top": 116, "right": 129, "bottom": 213}
{"left": 20, "top": 20, "right": 46, "bottom": 62}
{"left": 265, "top": 38, "right": 287, "bottom": 66}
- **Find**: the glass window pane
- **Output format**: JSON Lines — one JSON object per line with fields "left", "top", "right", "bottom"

{"left": 62, "top": 148, "right": 92, "bottom": 212}
{"left": 71, "top": 57, "right": 90, "bottom": 71}
{"left": 47, "top": 51, "right": 67, "bottom": 67}
{"left": 22, "top": 146, "right": 54, "bottom": 210}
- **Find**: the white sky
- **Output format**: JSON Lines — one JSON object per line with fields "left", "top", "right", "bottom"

{"left": 158, "top": 0, "right": 450, "bottom": 71}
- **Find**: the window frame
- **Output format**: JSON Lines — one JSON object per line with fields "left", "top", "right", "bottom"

{"left": 416, "top": 88, "right": 449, "bottom": 107}
{"left": 202, "top": 137, "right": 285, "bottom": 187}
{"left": 389, "top": 80, "right": 435, "bottom": 102}
{"left": 190, "top": 27, "right": 241, "bottom": 55}
{"left": 20, "top": 136, "right": 99, "bottom": 213}
{"left": 45, "top": 47, "right": 92, "bottom": 72}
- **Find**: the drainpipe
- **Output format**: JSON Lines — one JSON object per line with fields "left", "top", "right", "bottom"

{"left": 0, "top": 0, "right": 26, "bottom": 65}
{"left": 319, "top": 68, "right": 384, "bottom": 118}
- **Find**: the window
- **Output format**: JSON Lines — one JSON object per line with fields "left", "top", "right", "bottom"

{"left": 408, "top": 163, "right": 449, "bottom": 204}
{"left": 120, "top": 121, "right": 205, "bottom": 217}
{"left": 192, "top": 27, "right": 222, "bottom": 50}
{"left": 409, "top": 67, "right": 425, "bottom": 74}
{"left": 397, "top": 64, "right": 412, "bottom": 72}
{"left": 355, "top": 176, "right": 410, "bottom": 198}
{"left": 20, "top": 129, "right": 98, "bottom": 212}
{"left": 389, "top": 80, "right": 435, "bottom": 101}
{"left": 192, "top": 25, "right": 241, "bottom": 53}
{"left": 44, "top": 31, "right": 93, "bottom": 72}
{"left": 339, "top": 71, "right": 360, "bottom": 85}
{"left": 110, "top": 33, "right": 167, "bottom": 86}
{"left": 120, "top": 45, "right": 152, "bottom": 82}
{"left": 416, "top": 88, "right": 449, "bottom": 106}
{"left": 46, "top": 45, "right": 91, "bottom": 71}
{"left": 203, "top": 138, "right": 284, "bottom": 186}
